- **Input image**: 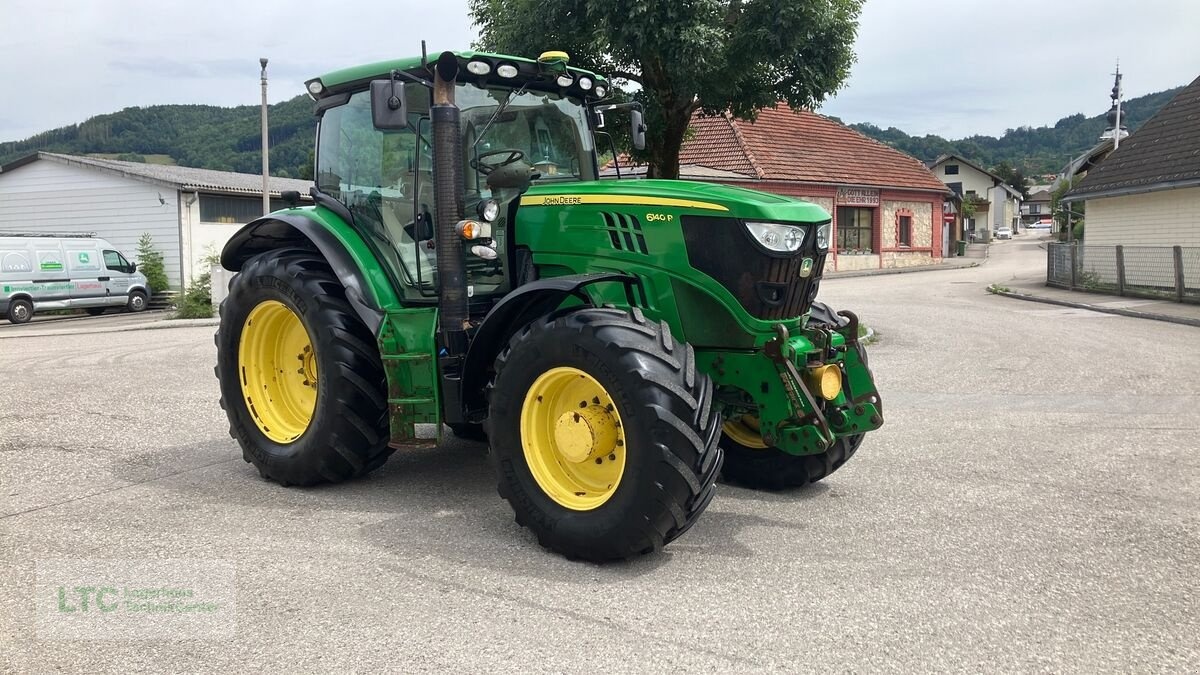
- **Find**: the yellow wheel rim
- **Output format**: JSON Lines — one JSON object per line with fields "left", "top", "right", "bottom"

{"left": 520, "top": 367, "right": 626, "bottom": 511}
{"left": 723, "top": 414, "right": 768, "bottom": 449}
{"left": 238, "top": 300, "right": 318, "bottom": 444}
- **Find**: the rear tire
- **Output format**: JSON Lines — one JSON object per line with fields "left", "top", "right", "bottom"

{"left": 488, "top": 307, "right": 722, "bottom": 561}
{"left": 720, "top": 418, "right": 864, "bottom": 490}
{"left": 215, "top": 248, "right": 392, "bottom": 486}
{"left": 7, "top": 299, "right": 33, "bottom": 324}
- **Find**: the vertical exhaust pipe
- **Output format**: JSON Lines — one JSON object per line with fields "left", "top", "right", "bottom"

{"left": 431, "top": 51, "right": 469, "bottom": 356}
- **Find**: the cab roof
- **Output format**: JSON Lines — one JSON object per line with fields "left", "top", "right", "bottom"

{"left": 310, "top": 50, "right": 608, "bottom": 101}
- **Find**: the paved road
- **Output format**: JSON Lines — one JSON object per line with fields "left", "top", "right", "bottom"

{"left": 2, "top": 236, "right": 1197, "bottom": 671}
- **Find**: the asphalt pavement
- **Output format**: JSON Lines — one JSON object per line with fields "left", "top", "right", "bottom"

{"left": 1, "top": 235, "right": 1197, "bottom": 672}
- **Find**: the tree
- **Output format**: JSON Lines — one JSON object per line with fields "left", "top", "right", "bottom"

{"left": 469, "top": 0, "right": 863, "bottom": 178}
{"left": 135, "top": 232, "right": 169, "bottom": 293}
{"left": 990, "top": 161, "right": 1031, "bottom": 200}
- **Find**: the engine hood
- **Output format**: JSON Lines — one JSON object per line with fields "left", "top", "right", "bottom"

{"left": 519, "top": 179, "right": 831, "bottom": 223}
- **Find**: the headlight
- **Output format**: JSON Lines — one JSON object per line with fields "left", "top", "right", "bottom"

{"left": 466, "top": 60, "right": 492, "bottom": 76}
{"left": 496, "top": 63, "right": 519, "bottom": 79}
{"left": 815, "top": 222, "right": 831, "bottom": 250}
{"left": 556, "top": 73, "right": 574, "bottom": 88}
{"left": 306, "top": 80, "right": 324, "bottom": 96}
{"left": 744, "top": 221, "right": 806, "bottom": 253}
{"left": 594, "top": 84, "right": 607, "bottom": 98}
{"left": 578, "top": 76, "right": 593, "bottom": 90}
{"left": 478, "top": 198, "right": 500, "bottom": 222}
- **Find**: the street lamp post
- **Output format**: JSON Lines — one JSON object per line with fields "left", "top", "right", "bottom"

{"left": 260, "top": 57, "right": 270, "bottom": 216}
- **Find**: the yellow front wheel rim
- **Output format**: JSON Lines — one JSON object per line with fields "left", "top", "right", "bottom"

{"left": 238, "top": 300, "right": 318, "bottom": 444}
{"left": 520, "top": 367, "right": 626, "bottom": 511}
{"left": 723, "top": 414, "right": 769, "bottom": 449}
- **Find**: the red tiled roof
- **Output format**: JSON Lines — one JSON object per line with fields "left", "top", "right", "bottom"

{"left": 682, "top": 105, "right": 948, "bottom": 192}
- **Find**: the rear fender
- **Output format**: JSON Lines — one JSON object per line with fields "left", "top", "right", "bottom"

{"left": 221, "top": 211, "right": 386, "bottom": 334}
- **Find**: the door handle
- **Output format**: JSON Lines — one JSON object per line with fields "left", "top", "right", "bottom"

{"left": 98, "top": 277, "right": 110, "bottom": 281}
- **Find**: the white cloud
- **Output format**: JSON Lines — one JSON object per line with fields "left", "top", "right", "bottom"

{"left": 3, "top": 0, "right": 1198, "bottom": 142}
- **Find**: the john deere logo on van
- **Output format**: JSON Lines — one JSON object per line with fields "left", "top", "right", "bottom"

{"left": 78, "top": 252, "right": 91, "bottom": 264}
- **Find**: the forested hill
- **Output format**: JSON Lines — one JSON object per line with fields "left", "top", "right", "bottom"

{"left": 0, "top": 84, "right": 1185, "bottom": 180}
{"left": 846, "top": 86, "right": 1184, "bottom": 176}
{"left": 0, "top": 95, "right": 318, "bottom": 179}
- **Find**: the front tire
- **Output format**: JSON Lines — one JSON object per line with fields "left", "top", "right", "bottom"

{"left": 488, "top": 308, "right": 722, "bottom": 561}
{"left": 215, "top": 248, "right": 392, "bottom": 486}
{"left": 720, "top": 415, "right": 863, "bottom": 490}
{"left": 127, "top": 290, "right": 148, "bottom": 312}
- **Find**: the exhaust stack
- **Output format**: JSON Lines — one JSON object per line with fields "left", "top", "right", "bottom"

{"left": 430, "top": 51, "right": 469, "bottom": 355}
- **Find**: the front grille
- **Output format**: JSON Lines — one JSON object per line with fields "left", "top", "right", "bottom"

{"left": 681, "top": 216, "right": 826, "bottom": 320}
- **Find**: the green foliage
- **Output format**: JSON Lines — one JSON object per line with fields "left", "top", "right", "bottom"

{"left": 850, "top": 86, "right": 1184, "bottom": 174}
{"left": 173, "top": 271, "right": 214, "bottom": 319}
{"left": 1050, "top": 177, "right": 1085, "bottom": 240}
{"left": 135, "top": 232, "right": 169, "bottom": 293}
{"left": 470, "top": 0, "right": 863, "bottom": 178}
{"left": 959, "top": 197, "right": 977, "bottom": 220}
{"left": 0, "top": 96, "right": 318, "bottom": 179}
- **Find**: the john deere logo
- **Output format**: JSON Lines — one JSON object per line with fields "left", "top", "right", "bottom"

{"left": 799, "top": 258, "right": 814, "bottom": 278}
{"left": 78, "top": 252, "right": 90, "bottom": 264}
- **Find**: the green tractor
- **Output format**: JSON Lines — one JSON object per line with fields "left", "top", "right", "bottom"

{"left": 215, "top": 49, "right": 883, "bottom": 561}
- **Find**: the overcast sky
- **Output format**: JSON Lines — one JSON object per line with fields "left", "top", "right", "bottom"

{"left": 3, "top": 0, "right": 1198, "bottom": 143}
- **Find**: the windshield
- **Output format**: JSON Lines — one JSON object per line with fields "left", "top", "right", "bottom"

{"left": 458, "top": 85, "right": 596, "bottom": 187}
{"left": 314, "top": 83, "right": 595, "bottom": 302}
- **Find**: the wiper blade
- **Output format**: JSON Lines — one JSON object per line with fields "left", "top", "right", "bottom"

{"left": 472, "top": 81, "right": 531, "bottom": 149}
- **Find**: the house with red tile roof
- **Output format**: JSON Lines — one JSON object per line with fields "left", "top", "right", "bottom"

{"left": 669, "top": 105, "right": 952, "bottom": 271}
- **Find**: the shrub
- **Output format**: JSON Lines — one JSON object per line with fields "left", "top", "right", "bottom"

{"left": 171, "top": 247, "right": 221, "bottom": 319}
{"left": 136, "top": 233, "right": 169, "bottom": 293}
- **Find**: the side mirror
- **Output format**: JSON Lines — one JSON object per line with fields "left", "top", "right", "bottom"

{"left": 129, "top": 262, "right": 137, "bottom": 274}
{"left": 370, "top": 79, "right": 408, "bottom": 130}
{"left": 631, "top": 109, "right": 646, "bottom": 150}
{"left": 593, "top": 111, "right": 607, "bottom": 129}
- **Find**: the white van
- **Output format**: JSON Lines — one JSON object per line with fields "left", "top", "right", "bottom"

{"left": 0, "top": 233, "right": 151, "bottom": 324}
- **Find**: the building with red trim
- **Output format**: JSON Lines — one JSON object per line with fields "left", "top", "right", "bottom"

{"left": 669, "top": 105, "right": 952, "bottom": 271}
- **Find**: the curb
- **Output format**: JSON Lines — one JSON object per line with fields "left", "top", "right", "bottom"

{"left": 826, "top": 259, "right": 984, "bottom": 280}
{"left": 988, "top": 288, "right": 1200, "bottom": 328}
{"left": 0, "top": 317, "right": 219, "bottom": 340}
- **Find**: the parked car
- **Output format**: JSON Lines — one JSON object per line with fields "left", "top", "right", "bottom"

{"left": 0, "top": 233, "right": 150, "bottom": 324}
{"left": 995, "top": 227, "right": 1013, "bottom": 240}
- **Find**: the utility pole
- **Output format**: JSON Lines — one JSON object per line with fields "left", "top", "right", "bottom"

{"left": 260, "top": 57, "right": 270, "bottom": 215}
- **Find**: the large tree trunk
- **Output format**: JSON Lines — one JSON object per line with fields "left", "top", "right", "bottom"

{"left": 640, "top": 55, "right": 696, "bottom": 180}
{"left": 646, "top": 107, "right": 691, "bottom": 180}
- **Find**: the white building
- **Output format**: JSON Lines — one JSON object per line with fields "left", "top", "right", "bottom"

{"left": 0, "top": 152, "right": 313, "bottom": 289}
{"left": 1065, "top": 74, "right": 1200, "bottom": 248}
{"left": 928, "top": 154, "right": 1023, "bottom": 240}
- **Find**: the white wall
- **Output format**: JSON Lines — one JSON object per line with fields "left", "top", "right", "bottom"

{"left": 1083, "top": 187, "right": 1200, "bottom": 247}
{"left": 0, "top": 160, "right": 182, "bottom": 287}
{"left": 935, "top": 160, "right": 994, "bottom": 198}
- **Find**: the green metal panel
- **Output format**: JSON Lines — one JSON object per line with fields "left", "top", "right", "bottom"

{"left": 265, "top": 206, "right": 440, "bottom": 444}
{"left": 378, "top": 307, "right": 440, "bottom": 441}
{"left": 514, "top": 180, "right": 831, "bottom": 341}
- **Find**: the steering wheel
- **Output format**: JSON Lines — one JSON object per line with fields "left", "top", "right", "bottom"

{"left": 471, "top": 149, "right": 526, "bottom": 175}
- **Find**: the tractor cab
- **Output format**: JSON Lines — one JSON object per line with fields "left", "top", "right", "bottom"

{"left": 306, "top": 51, "right": 613, "bottom": 304}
